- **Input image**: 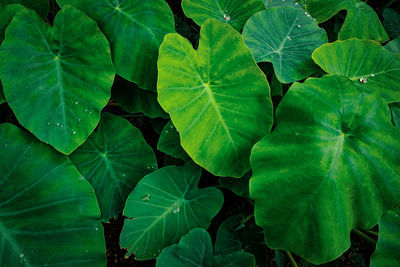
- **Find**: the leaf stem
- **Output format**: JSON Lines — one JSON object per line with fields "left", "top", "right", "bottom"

{"left": 286, "top": 251, "right": 299, "bottom": 267}
{"left": 352, "top": 228, "right": 377, "bottom": 245}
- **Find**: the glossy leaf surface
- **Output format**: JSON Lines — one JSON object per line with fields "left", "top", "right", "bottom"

{"left": 157, "top": 121, "right": 189, "bottom": 160}
{"left": 70, "top": 113, "right": 157, "bottom": 221}
{"left": 242, "top": 6, "right": 327, "bottom": 83}
{"left": 0, "top": 6, "right": 114, "bottom": 154}
{"left": 0, "top": 123, "right": 105, "bottom": 266}
{"left": 158, "top": 19, "right": 273, "bottom": 177}
{"left": 182, "top": 0, "right": 265, "bottom": 31}
{"left": 313, "top": 39, "right": 400, "bottom": 103}
{"left": 120, "top": 163, "right": 224, "bottom": 260}
{"left": 250, "top": 75, "right": 400, "bottom": 264}
{"left": 0, "top": 0, "right": 49, "bottom": 17}
{"left": 57, "top": 0, "right": 174, "bottom": 90}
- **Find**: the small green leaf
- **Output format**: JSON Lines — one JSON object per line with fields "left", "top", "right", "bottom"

{"left": 242, "top": 6, "right": 328, "bottom": 83}
{"left": 383, "top": 8, "right": 400, "bottom": 39}
{"left": 0, "top": 6, "right": 115, "bottom": 154}
{"left": 120, "top": 163, "right": 224, "bottom": 260}
{"left": 70, "top": 113, "right": 157, "bottom": 221}
{"left": 0, "top": 123, "right": 105, "bottom": 266}
{"left": 312, "top": 39, "right": 400, "bottom": 103}
{"left": 0, "top": 0, "right": 49, "bottom": 17}
{"left": 386, "top": 36, "right": 400, "bottom": 54}
{"left": 157, "top": 228, "right": 256, "bottom": 267}
{"left": 182, "top": 0, "right": 265, "bottom": 31}
{"left": 157, "top": 120, "right": 189, "bottom": 160}
{"left": 157, "top": 19, "right": 273, "bottom": 177}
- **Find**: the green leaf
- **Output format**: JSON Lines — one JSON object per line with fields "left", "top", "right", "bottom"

{"left": 242, "top": 6, "right": 328, "bottom": 83}
{"left": 271, "top": 73, "right": 283, "bottom": 97}
{"left": 57, "top": 0, "right": 174, "bottom": 91}
{"left": 263, "top": 0, "right": 299, "bottom": 8}
{"left": 157, "top": 228, "right": 256, "bottom": 267}
{"left": 250, "top": 75, "right": 400, "bottom": 264}
{"left": 219, "top": 172, "right": 251, "bottom": 198}
{"left": 371, "top": 210, "right": 400, "bottom": 267}
{"left": 312, "top": 39, "right": 400, "bottom": 103}
{"left": 120, "top": 163, "right": 224, "bottom": 260}
{"left": 0, "top": 0, "right": 49, "bottom": 17}
{"left": 390, "top": 103, "right": 400, "bottom": 127}
{"left": 111, "top": 76, "right": 168, "bottom": 119}
{"left": 383, "top": 8, "right": 400, "bottom": 39}
{"left": 70, "top": 113, "right": 157, "bottom": 221}
{"left": 215, "top": 215, "right": 244, "bottom": 255}
{"left": 386, "top": 36, "right": 400, "bottom": 54}
{"left": 0, "top": 4, "right": 27, "bottom": 44}
{"left": 0, "top": 85, "right": 4, "bottom": 104}
{"left": 0, "top": 6, "right": 115, "bottom": 154}
{"left": 181, "top": 0, "right": 265, "bottom": 31}
{"left": 157, "top": 120, "right": 189, "bottom": 160}
{"left": 0, "top": 123, "right": 105, "bottom": 266}
{"left": 305, "top": 0, "right": 389, "bottom": 42}
{"left": 157, "top": 19, "right": 273, "bottom": 178}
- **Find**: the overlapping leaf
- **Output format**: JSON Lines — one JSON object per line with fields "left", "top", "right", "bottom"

{"left": 157, "top": 19, "right": 273, "bottom": 177}
{"left": 250, "top": 75, "right": 400, "bottom": 264}
{"left": 0, "top": 6, "right": 115, "bottom": 154}
{"left": 157, "top": 121, "right": 189, "bottom": 160}
{"left": 242, "top": 6, "right": 327, "bottom": 83}
{"left": 0, "top": 0, "right": 49, "bottom": 17}
{"left": 390, "top": 103, "right": 400, "bottom": 127}
{"left": 386, "top": 37, "right": 400, "bottom": 54}
{"left": 0, "top": 123, "right": 105, "bottom": 266}
{"left": 57, "top": 0, "right": 174, "bottom": 90}
{"left": 120, "top": 163, "right": 224, "bottom": 260}
{"left": 70, "top": 113, "right": 157, "bottom": 221}
{"left": 219, "top": 172, "right": 251, "bottom": 198}
{"left": 383, "top": 8, "right": 400, "bottom": 39}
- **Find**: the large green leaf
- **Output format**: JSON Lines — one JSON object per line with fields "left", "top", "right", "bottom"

{"left": 242, "top": 6, "right": 327, "bottom": 83}
{"left": 70, "top": 113, "right": 157, "bottom": 221}
{"left": 305, "top": 0, "right": 389, "bottom": 42}
{"left": 383, "top": 8, "right": 400, "bottom": 39}
{"left": 250, "top": 75, "right": 400, "bottom": 264}
{"left": 181, "top": 0, "right": 265, "bottom": 31}
{"left": 57, "top": 0, "right": 174, "bottom": 91}
{"left": 157, "top": 19, "right": 273, "bottom": 178}
{"left": 0, "top": 0, "right": 49, "bottom": 17}
{"left": 156, "top": 228, "right": 256, "bottom": 267}
{"left": 120, "top": 163, "right": 224, "bottom": 260}
{"left": 312, "top": 39, "right": 400, "bottom": 103}
{"left": 157, "top": 120, "right": 189, "bottom": 160}
{"left": 0, "top": 123, "right": 105, "bottom": 266}
{"left": 371, "top": 210, "right": 400, "bottom": 267}
{"left": 0, "top": 6, "right": 114, "bottom": 154}
{"left": 386, "top": 36, "right": 400, "bottom": 54}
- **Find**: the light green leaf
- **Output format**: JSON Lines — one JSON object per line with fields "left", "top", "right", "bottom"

{"left": 0, "top": 6, "right": 115, "bottom": 154}
{"left": 219, "top": 172, "right": 251, "bottom": 198}
{"left": 182, "top": 0, "right": 265, "bottom": 31}
{"left": 305, "top": 0, "right": 389, "bottom": 42}
{"left": 120, "top": 163, "right": 224, "bottom": 260}
{"left": 157, "top": 228, "right": 255, "bottom": 267}
{"left": 390, "top": 103, "right": 400, "bottom": 127}
{"left": 371, "top": 210, "right": 400, "bottom": 267}
{"left": 383, "top": 8, "right": 400, "bottom": 39}
{"left": 70, "top": 113, "right": 157, "bottom": 221}
{"left": 0, "top": 123, "right": 105, "bottom": 266}
{"left": 386, "top": 36, "right": 400, "bottom": 54}
{"left": 157, "top": 120, "right": 189, "bottom": 160}
{"left": 0, "top": 0, "right": 49, "bottom": 17}
{"left": 242, "top": 6, "right": 328, "bottom": 83}
{"left": 157, "top": 19, "right": 273, "bottom": 178}
{"left": 250, "top": 75, "right": 400, "bottom": 264}
{"left": 57, "top": 0, "right": 174, "bottom": 90}
{"left": 312, "top": 39, "right": 400, "bottom": 103}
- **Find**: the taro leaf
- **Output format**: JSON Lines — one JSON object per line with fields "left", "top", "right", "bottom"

{"left": 390, "top": 103, "right": 400, "bottom": 127}
{"left": 70, "top": 113, "right": 157, "bottom": 222}
{"left": 242, "top": 6, "right": 328, "bottom": 83}
{"left": 181, "top": 0, "right": 265, "bottom": 31}
{"left": 0, "top": 6, "right": 115, "bottom": 154}
{"left": 0, "top": 4, "right": 27, "bottom": 44}
{"left": 0, "top": 123, "right": 105, "bottom": 266}
{"left": 157, "top": 120, "right": 189, "bottom": 160}
{"left": 386, "top": 37, "right": 400, "bottom": 54}
{"left": 219, "top": 172, "right": 251, "bottom": 198}
{"left": 305, "top": 0, "right": 389, "bottom": 42}
{"left": 0, "top": 0, "right": 49, "bottom": 17}
{"left": 215, "top": 215, "right": 244, "bottom": 255}
{"left": 120, "top": 163, "right": 224, "bottom": 260}
{"left": 156, "top": 228, "right": 256, "bottom": 267}
{"left": 157, "top": 19, "right": 273, "bottom": 178}
{"left": 250, "top": 75, "right": 400, "bottom": 264}
{"left": 57, "top": 0, "right": 174, "bottom": 91}
{"left": 371, "top": 210, "right": 400, "bottom": 267}
{"left": 312, "top": 39, "right": 400, "bottom": 103}
{"left": 383, "top": 8, "right": 400, "bottom": 39}
{"left": 111, "top": 76, "right": 168, "bottom": 119}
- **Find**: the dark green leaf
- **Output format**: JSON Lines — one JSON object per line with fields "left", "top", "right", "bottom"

{"left": 383, "top": 8, "right": 400, "bottom": 39}
{"left": 0, "top": 0, "right": 49, "bottom": 17}
{"left": 219, "top": 172, "right": 251, "bottom": 198}
{"left": 386, "top": 37, "right": 400, "bottom": 54}
{"left": 157, "top": 120, "right": 189, "bottom": 160}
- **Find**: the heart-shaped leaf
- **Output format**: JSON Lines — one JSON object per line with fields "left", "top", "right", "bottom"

{"left": 157, "top": 19, "right": 273, "bottom": 178}
{"left": 182, "top": 0, "right": 265, "bottom": 31}
{"left": 0, "top": 123, "right": 105, "bottom": 266}
{"left": 157, "top": 120, "right": 189, "bottom": 161}
{"left": 250, "top": 75, "right": 400, "bottom": 264}
{"left": 0, "top": 0, "right": 49, "bottom": 17}
{"left": 57, "top": 0, "right": 174, "bottom": 91}
{"left": 156, "top": 228, "right": 256, "bottom": 267}
{"left": 242, "top": 6, "right": 328, "bottom": 83}
{"left": 120, "top": 163, "right": 224, "bottom": 260}
{"left": 305, "top": 0, "right": 388, "bottom": 42}
{"left": 0, "top": 6, "right": 115, "bottom": 154}
{"left": 70, "top": 113, "right": 157, "bottom": 221}
{"left": 312, "top": 39, "right": 400, "bottom": 103}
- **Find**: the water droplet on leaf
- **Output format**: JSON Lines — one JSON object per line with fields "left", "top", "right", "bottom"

{"left": 359, "top": 77, "right": 368, "bottom": 84}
